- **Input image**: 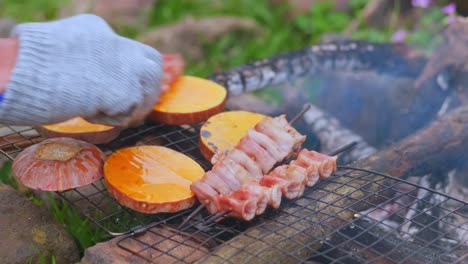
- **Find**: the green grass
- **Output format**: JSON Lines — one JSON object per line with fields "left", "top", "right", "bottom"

{"left": 0, "top": 0, "right": 452, "bottom": 258}
{"left": 0, "top": 0, "right": 67, "bottom": 21}
{"left": 46, "top": 193, "right": 108, "bottom": 253}
{"left": 0, "top": 161, "right": 17, "bottom": 189}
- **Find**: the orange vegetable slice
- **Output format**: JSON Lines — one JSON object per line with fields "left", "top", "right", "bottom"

{"left": 104, "top": 146, "right": 205, "bottom": 214}
{"left": 38, "top": 117, "right": 121, "bottom": 144}
{"left": 12, "top": 137, "right": 106, "bottom": 191}
{"left": 199, "top": 111, "right": 266, "bottom": 162}
{"left": 149, "top": 76, "right": 227, "bottom": 125}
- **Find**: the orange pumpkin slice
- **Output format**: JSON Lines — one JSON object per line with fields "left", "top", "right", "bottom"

{"left": 104, "top": 146, "right": 205, "bottom": 214}
{"left": 38, "top": 117, "right": 121, "bottom": 144}
{"left": 12, "top": 137, "right": 106, "bottom": 191}
{"left": 199, "top": 111, "right": 266, "bottom": 162}
{"left": 149, "top": 76, "right": 227, "bottom": 125}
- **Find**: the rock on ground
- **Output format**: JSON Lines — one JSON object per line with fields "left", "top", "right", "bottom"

{"left": 0, "top": 184, "right": 80, "bottom": 264}
{"left": 81, "top": 226, "right": 209, "bottom": 263}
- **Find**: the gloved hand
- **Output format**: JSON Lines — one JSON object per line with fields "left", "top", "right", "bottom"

{"left": 0, "top": 14, "right": 162, "bottom": 127}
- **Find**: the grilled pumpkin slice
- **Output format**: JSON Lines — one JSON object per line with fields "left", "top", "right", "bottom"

{"left": 37, "top": 117, "right": 121, "bottom": 144}
{"left": 149, "top": 76, "right": 227, "bottom": 125}
{"left": 104, "top": 145, "right": 205, "bottom": 214}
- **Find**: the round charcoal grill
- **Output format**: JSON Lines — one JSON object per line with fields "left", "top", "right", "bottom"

{"left": 0, "top": 121, "right": 466, "bottom": 264}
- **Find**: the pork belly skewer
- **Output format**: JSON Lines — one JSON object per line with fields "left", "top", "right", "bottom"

{"left": 205, "top": 142, "right": 355, "bottom": 223}
{"left": 179, "top": 105, "right": 311, "bottom": 229}
{"left": 190, "top": 114, "right": 306, "bottom": 213}
{"left": 191, "top": 106, "right": 309, "bottom": 207}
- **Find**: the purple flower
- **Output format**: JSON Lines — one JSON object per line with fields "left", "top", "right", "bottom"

{"left": 412, "top": 0, "right": 431, "bottom": 8}
{"left": 392, "top": 29, "right": 407, "bottom": 43}
{"left": 443, "top": 3, "right": 456, "bottom": 14}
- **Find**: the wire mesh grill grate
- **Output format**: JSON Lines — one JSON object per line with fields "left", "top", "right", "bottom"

{"left": 0, "top": 122, "right": 466, "bottom": 264}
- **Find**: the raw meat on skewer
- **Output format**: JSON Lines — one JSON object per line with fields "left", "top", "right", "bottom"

{"left": 187, "top": 106, "right": 340, "bottom": 222}
{"left": 190, "top": 114, "right": 306, "bottom": 213}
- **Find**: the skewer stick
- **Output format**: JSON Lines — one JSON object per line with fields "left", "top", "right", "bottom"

{"left": 178, "top": 104, "right": 313, "bottom": 229}
{"left": 328, "top": 141, "right": 357, "bottom": 156}
{"left": 178, "top": 202, "right": 205, "bottom": 229}
{"left": 288, "top": 103, "right": 312, "bottom": 125}
{"left": 202, "top": 211, "right": 228, "bottom": 226}
{"left": 200, "top": 141, "right": 358, "bottom": 226}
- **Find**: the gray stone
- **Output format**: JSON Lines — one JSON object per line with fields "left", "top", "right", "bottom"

{"left": 0, "top": 184, "right": 80, "bottom": 264}
{"left": 81, "top": 226, "right": 209, "bottom": 263}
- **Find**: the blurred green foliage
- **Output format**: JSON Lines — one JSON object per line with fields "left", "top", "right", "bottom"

{"left": 0, "top": 0, "right": 68, "bottom": 21}
{"left": 0, "top": 161, "right": 16, "bottom": 188}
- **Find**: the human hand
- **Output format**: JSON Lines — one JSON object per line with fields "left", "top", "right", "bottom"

{"left": 0, "top": 14, "right": 162, "bottom": 127}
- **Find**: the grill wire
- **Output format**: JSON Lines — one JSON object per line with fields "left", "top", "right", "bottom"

{"left": 0, "top": 122, "right": 466, "bottom": 264}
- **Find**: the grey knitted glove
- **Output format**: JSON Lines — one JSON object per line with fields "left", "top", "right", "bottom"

{"left": 0, "top": 14, "right": 162, "bottom": 127}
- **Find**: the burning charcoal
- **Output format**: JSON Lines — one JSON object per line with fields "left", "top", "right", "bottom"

{"left": 399, "top": 172, "right": 449, "bottom": 240}
{"left": 308, "top": 217, "right": 468, "bottom": 264}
